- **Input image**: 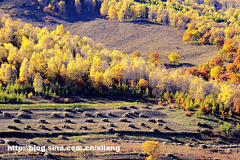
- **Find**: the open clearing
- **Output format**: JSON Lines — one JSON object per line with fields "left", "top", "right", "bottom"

{"left": 66, "top": 18, "right": 217, "bottom": 66}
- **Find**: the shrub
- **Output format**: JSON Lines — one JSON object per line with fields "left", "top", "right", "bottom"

{"left": 79, "top": 126, "right": 88, "bottom": 130}
{"left": 184, "top": 110, "right": 191, "bottom": 116}
{"left": 28, "top": 92, "right": 33, "bottom": 99}
{"left": 148, "top": 51, "right": 160, "bottom": 65}
{"left": 219, "top": 122, "right": 232, "bottom": 134}
{"left": 82, "top": 112, "right": 94, "bottom": 117}
{"left": 236, "top": 123, "right": 240, "bottom": 130}
{"left": 62, "top": 125, "right": 71, "bottom": 129}
{"left": 43, "top": 4, "right": 55, "bottom": 14}
{"left": 38, "top": 125, "right": 46, "bottom": 130}
{"left": 195, "top": 108, "right": 203, "bottom": 117}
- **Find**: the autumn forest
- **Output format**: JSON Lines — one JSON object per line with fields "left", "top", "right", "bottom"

{"left": 0, "top": 0, "right": 240, "bottom": 159}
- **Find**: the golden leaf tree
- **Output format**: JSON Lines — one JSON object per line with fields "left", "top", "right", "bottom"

{"left": 19, "top": 58, "right": 29, "bottom": 83}
{"left": 33, "top": 73, "right": 43, "bottom": 95}
{"left": 168, "top": 52, "right": 180, "bottom": 65}
{"left": 142, "top": 141, "right": 160, "bottom": 160}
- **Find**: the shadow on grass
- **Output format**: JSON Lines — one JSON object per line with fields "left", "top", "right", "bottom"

{"left": 164, "top": 63, "right": 196, "bottom": 68}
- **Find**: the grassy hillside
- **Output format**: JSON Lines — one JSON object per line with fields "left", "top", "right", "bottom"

{"left": 0, "top": 0, "right": 217, "bottom": 66}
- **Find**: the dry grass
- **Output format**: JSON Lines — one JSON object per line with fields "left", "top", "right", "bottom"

{"left": 67, "top": 18, "right": 217, "bottom": 66}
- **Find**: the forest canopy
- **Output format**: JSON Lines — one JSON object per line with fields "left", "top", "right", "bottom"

{"left": 0, "top": 16, "right": 240, "bottom": 117}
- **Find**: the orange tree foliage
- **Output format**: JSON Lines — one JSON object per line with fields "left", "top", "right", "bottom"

{"left": 234, "top": 98, "right": 240, "bottom": 113}
{"left": 209, "top": 56, "right": 224, "bottom": 67}
{"left": 138, "top": 79, "right": 148, "bottom": 88}
{"left": 225, "top": 52, "right": 238, "bottom": 62}
{"left": 131, "top": 51, "right": 141, "bottom": 59}
{"left": 226, "top": 63, "right": 237, "bottom": 73}
{"left": 148, "top": 51, "right": 160, "bottom": 65}
{"left": 233, "top": 55, "right": 240, "bottom": 65}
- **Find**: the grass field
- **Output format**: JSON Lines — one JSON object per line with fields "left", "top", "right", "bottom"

{"left": 0, "top": 104, "right": 239, "bottom": 159}
{"left": 0, "top": 102, "right": 139, "bottom": 109}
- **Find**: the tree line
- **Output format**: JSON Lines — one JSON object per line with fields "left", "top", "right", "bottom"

{"left": 0, "top": 16, "right": 240, "bottom": 118}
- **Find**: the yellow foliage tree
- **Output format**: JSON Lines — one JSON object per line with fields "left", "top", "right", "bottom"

{"left": 131, "top": 51, "right": 141, "bottom": 59}
{"left": 142, "top": 141, "right": 160, "bottom": 160}
{"left": 218, "top": 85, "right": 237, "bottom": 107}
{"left": 20, "top": 36, "right": 34, "bottom": 59}
{"left": 58, "top": 1, "right": 66, "bottom": 14}
{"left": 210, "top": 66, "right": 224, "bottom": 80}
{"left": 33, "top": 73, "right": 43, "bottom": 95}
{"left": 108, "top": 5, "right": 117, "bottom": 20}
{"left": 19, "top": 58, "right": 29, "bottom": 82}
{"left": 168, "top": 52, "right": 180, "bottom": 65}
{"left": 100, "top": 0, "right": 109, "bottom": 17}
{"left": 117, "top": 3, "right": 127, "bottom": 22}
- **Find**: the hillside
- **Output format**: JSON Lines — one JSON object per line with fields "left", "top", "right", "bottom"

{"left": 0, "top": 0, "right": 217, "bottom": 66}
